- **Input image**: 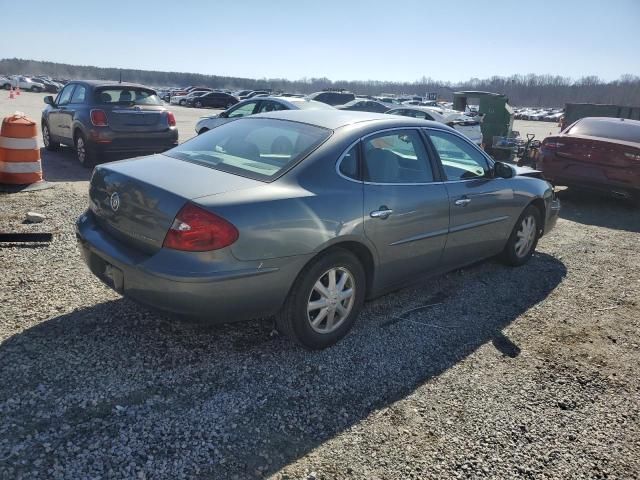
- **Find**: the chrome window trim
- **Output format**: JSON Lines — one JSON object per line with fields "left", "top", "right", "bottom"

{"left": 334, "top": 126, "right": 443, "bottom": 186}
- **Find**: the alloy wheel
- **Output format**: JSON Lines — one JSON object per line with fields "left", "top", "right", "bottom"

{"left": 307, "top": 267, "right": 355, "bottom": 334}
{"left": 43, "top": 125, "right": 50, "bottom": 148}
{"left": 76, "top": 136, "right": 86, "bottom": 164}
{"left": 514, "top": 215, "right": 536, "bottom": 258}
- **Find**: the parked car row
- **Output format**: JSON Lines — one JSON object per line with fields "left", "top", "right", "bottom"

{"left": 195, "top": 96, "right": 484, "bottom": 145}
{"left": 514, "top": 107, "right": 564, "bottom": 122}
{"left": 0, "top": 74, "right": 64, "bottom": 93}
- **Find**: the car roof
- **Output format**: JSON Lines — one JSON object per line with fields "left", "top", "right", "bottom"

{"left": 250, "top": 109, "right": 446, "bottom": 130}
{"left": 68, "top": 80, "right": 153, "bottom": 89}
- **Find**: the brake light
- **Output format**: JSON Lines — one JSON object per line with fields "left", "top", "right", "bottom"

{"left": 624, "top": 151, "right": 640, "bottom": 161}
{"left": 90, "top": 109, "right": 108, "bottom": 127}
{"left": 167, "top": 111, "right": 176, "bottom": 127}
{"left": 163, "top": 203, "right": 238, "bottom": 252}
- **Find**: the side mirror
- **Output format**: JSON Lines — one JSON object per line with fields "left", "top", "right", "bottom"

{"left": 219, "top": 111, "right": 228, "bottom": 118}
{"left": 494, "top": 161, "right": 515, "bottom": 179}
{"left": 44, "top": 95, "right": 55, "bottom": 106}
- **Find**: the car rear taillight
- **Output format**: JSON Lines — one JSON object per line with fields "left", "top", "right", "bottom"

{"left": 624, "top": 151, "right": 640, "bottom": 161}
{"left": 167, "top": 111, "right": 176, "bottom": 127}
{"left": 90, "top": 109, "right": 108, "bottom": 127}
{"left": 163, "top": 203, "right": 238, "bottom": 252}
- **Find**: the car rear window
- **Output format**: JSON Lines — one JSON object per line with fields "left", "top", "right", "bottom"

{"left": 165, "top": 118, "right": 331, "bottom": 181}
{"left": 567, "top": 118, "right": 640, "bottom": 143}
{"left": 95, "top": 88, "right": 163, "bottom": 106}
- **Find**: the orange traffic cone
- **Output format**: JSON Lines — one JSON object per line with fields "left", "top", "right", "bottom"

{"left": 8, "top": 87, "right": 14, "bottom": 99}
{"left": 15, "top": 86, "right": 20, "bottom": 95}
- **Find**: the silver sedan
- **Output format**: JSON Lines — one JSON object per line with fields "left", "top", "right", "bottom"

{"left": 77, "top": 110, "right": 560, "bottom": 349}
{"left": 194, "top": 96, "right": 333, "bottom": 134}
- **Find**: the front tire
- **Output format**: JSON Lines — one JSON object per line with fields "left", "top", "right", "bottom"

{"left": 194, "top": 101, "right": 203, "bottom": 108}
{"left": 276, "top": 249, "right": 366, "bottom": 349}
{"left": 179, "top": 100, "right": 186, "bottom": 106}
{"left": 197, "top": 127, "right": 209, "bottom": 135}
{"left": 501, "top": 205, "right": 541, "bottom": 266}
{"left": 42, "top": 123, "right": 59, "bottom": 151}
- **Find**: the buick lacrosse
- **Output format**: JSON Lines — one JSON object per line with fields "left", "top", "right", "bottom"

{"left": 76, "top": 110, "right": 560, "bottom": 349}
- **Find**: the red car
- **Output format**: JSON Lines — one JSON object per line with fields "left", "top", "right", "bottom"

{"left": 538, "top": 117, "right": 640, "bottom": 203}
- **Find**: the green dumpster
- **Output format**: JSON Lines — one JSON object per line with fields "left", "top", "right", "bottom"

{"left": 453, "top": 91, "right": 514, "bottom": 159}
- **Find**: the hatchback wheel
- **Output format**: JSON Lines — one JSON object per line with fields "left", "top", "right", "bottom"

{"left": 276, "top": 249, "right": 365, "bottom": 349}
{"left": 501, "top": 205, "right": 541, "bottom": 266}
{"left": 42, "top": 123, "right": 59, "bottom": 151}
{"left": 75, "top": 133, "right": 97, "bottom": 168}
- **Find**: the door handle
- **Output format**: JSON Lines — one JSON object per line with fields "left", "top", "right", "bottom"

{"left": 370, "top": 207, "right": 393, "bottom": 219}
{"left": 454, "top": 198, "right": 471, "bottom": 207}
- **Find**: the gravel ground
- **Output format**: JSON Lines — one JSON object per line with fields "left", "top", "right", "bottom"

{"left": 1, "top": 96, "right": 639, "bottom": 479}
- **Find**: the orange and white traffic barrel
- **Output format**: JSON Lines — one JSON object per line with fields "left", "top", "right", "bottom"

{"left": 0, "top": 113, "right": 43, "bottom": 185}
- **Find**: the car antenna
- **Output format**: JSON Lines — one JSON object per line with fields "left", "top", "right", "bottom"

{"left": 119, "top": 69, "right": 122, "bottom": 84}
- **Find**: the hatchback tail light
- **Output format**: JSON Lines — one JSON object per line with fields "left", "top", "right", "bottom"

{"left": 90, "top": 109, "right": 108, "bottom": 127}
{"left": 163, "top": 203, "right": 238, "bottom": 252}
{"left": 167, "top": 111, "right": 176, "bottom": 127}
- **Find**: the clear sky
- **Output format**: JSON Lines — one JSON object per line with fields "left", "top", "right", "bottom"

{"left": 0, "top": 0, "right": 638, "bottom": 83}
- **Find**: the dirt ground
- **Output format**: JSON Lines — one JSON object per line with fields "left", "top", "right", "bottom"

{"left": 0, "top": 91, "right": 638, "bottom": 480}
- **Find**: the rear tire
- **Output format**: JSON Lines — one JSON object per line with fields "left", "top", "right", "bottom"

{"left": 276, "top": 249, "right": 366, "bottom": 349}
{"left": 500, "top": 205, "right": 541, "bottom": 266}
{"left": 42, "top": 123, "right": 59, "bottom": 151}
{"left": 75, "top": 132, "right": 97, "bottom": 168}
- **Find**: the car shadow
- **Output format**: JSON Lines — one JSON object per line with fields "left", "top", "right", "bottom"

{"left": 557, "top": 188, "right": 640, "bottom": 233}
{"left": 0, "top": 253, "right": 566, "bottom": 479}
{"left": 41, "top": 147, "right": 91, "bottom": 182}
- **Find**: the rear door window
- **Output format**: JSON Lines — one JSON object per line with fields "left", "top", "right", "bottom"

{"left": 362, "top": 130, "right": 434, "bottom": 183}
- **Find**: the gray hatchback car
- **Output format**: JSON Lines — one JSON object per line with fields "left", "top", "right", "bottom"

{"left": 42, "top": 81, "right": 178, "bottom": 167}
{"left": 76, "top": 110, "right": 560, "bottom": 349}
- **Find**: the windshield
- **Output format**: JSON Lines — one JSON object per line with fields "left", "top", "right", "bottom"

{"left": 95, "top": 88, "right": 163, "bottom": 106}
{"left": 165, "top": 118, "right": 331, "bottom": 181}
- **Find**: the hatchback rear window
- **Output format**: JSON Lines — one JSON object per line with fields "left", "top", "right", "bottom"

{"left": 95, "top": 88, "right": 163, "bottom": 106}
{"left": 165, "top": 118, "right": 331, "bottom": 181}
{"left": 567, "top": 118, "right": 640, "bottom": 143}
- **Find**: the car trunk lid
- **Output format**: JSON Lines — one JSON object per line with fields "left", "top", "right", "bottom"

{"left": 106, "top": 105, "right": 168, "bottom": 133}
{"left": 89, "top": 154, "right": 263, "bottom": 254}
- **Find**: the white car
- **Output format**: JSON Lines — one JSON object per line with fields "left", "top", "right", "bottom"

{"left": 195, "top": 96, "right": 333, "bottom": 134}
{"left": 386, "top": 106, "right": 484, "bottom": 145}
{"left": 170, "top": 90, "right": 209, "bottom": 106}
{"left": 9, "top": 76, "right": 45, "bottom": 92}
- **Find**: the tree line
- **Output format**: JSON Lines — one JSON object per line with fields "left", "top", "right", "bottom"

{"left": 1, "top": 58, "right": 639, "bottom": 107}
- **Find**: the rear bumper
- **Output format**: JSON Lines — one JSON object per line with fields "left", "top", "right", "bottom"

{"left": 75, "top": 210, "right": 306, "bottom": 321}
{"left": 88, "top": 128, "right": 179, "bottom": 155}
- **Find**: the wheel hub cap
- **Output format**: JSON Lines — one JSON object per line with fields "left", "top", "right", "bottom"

{"left": 307, "top": 267, "right": 355, "bottom": 334}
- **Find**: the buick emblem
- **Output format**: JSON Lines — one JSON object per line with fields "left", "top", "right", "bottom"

{"left": 110, "top": 192, "right": 120, "bottom": 212}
